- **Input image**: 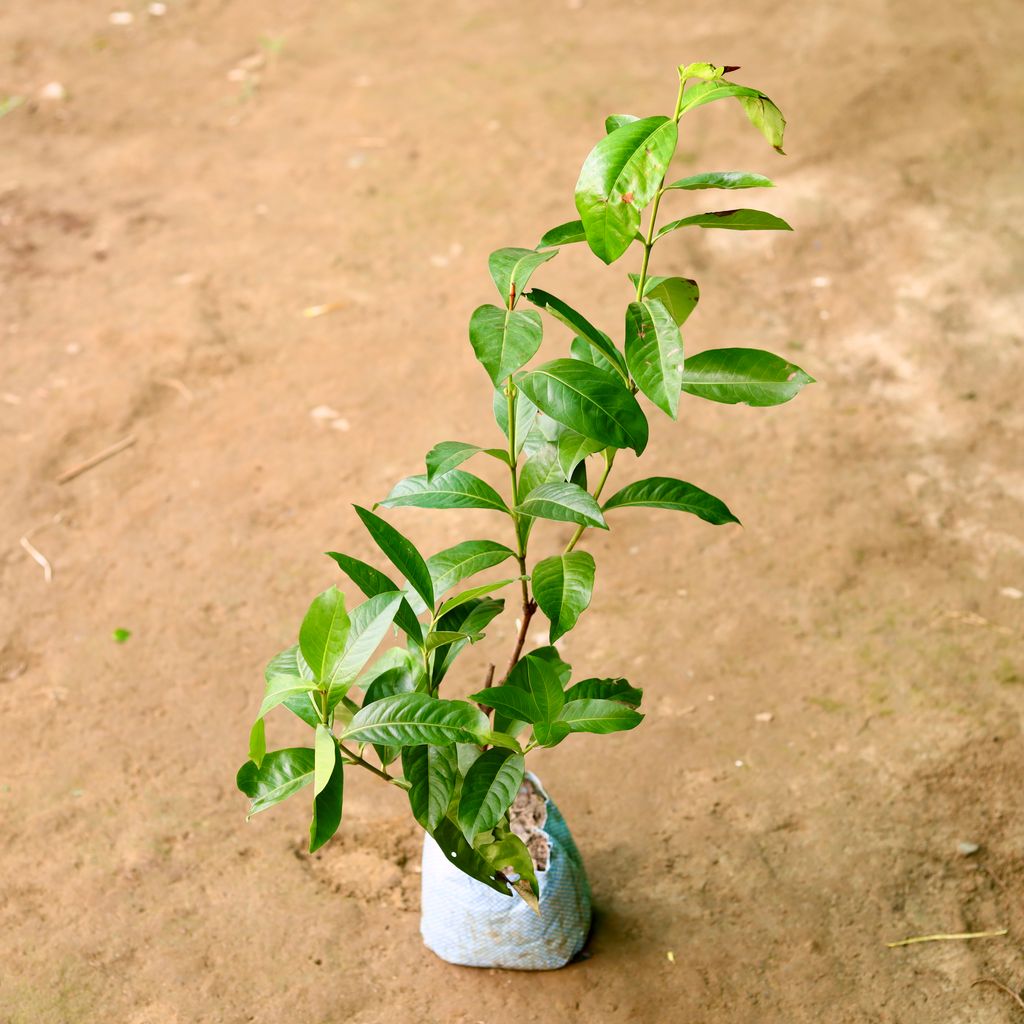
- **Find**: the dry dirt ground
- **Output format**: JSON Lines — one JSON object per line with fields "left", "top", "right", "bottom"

{"left": 2, "top": 1, "right": 1023, "bottom": 1022}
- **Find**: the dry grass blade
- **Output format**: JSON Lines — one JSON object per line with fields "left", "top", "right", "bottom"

{"left": 886, "top": 928, "right": 1008, "bottom": 948}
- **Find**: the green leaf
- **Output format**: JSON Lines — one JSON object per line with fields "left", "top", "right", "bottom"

{"left": 457, "top": 748, "right": 525, "bottom": 842}
{"left": 518, "top": 359, "right": 648, "bottom": 454}
{"left": 537, "top": 219, "right": 587, "bottom": 249}
{"left": 569, "top": 335, "right": 622, "bottom": 378}
{"left": 625, "top": 298, "right": 685, "bottom": 419}
{"left": 507, "top": 651, "right": 565, "bottom": 724}
{"left": 665, "top": 170, "right": 774, "bottom": 191}
{"left": 604, "top": 113, "right": 639, "bottom": 133}
{"left": 248, "top": 718, "right": 266, "bottom": 768}
{"left": 679, "top": 347, "right": 815, "bottom": 406}
{"left": 516, "top": 481, "right": 608, "bottom": 530}
{"left": 309, "top": 737, "right": 343, "bottom": 852}
{"left": 469, "top": 304, "right": 544, "bottom": 386}
{"left": 603, "top": 476, "right": 739, "bottom": 525}
{"left": 656, "top": 209, "right": 792, "bottom": 239}
{"left": 480, "top": 730, "right": 524, "bottom": 753}
{"left": 298, "top": 586, "right": 350, "bottom": 685}
{"left": 354, "top": 506, "right": 434, "bottom": 612}
{"left": 363, "top": 663, "right": 418, "bottom": 767}
{"left": 403, "top": 745, "right": 458, "bottom": 831}
{"left": 314, "top": 724, "right": 335, "bottom": 797}
{"left": 678, "top": 62, "right": 736, "bottom": 82}
{"left": 677, "top": 79, "right": 786, "bottom": 153}
{"left": 326, "top": 591, "right": 404, "bottom": 705}
{"left": 558, "top": 698, "right": 644, "bottom": 734}
{"left": 236, "top": 748, "right": 315, "bottom": 816}
{"left": 524, "top": 288, "right": 628, "bottom": 380}
{"left": 258, "top": 673, "right": 319, "bottom": 719}
{"left": 423, "top": 629, "right": 482, "bottom": 653}
{"left": 564, "top": 677, "right": 643, "bottom": 707}
{"left": 429, "top": 815, "right": 513, "bottom": 896}
{"left": 343, "top": 693, "right": 489, "bottom": 747}
{"left": 426, "top": 441, "right": 505, "bottom": 481}
{"left": 487, "top": 247, "right": 557, "bottom": 305}
{"left": 469, "top": 684, "right": 540, "bottom": 725}
{"left": 263, "top": 644, "right": 319, "bottom": 727}
{"left": 519, "top": 445, "right": 567, "bottom": 500}
{"left": 557, "top": 431, "right": 604, "bottom": 478}
{"left": 435, "top": 578, "right": 516, "bottom": 618}
{"left": 426, "top": 539, "right": 517, "bottom": 597}
{"left": 529, "top": 645, "right": 573, "bottom": 687}
{"left": 628, "top": 274, "right": 700, "bottom": 328}
{"left": 575, "top": 115, "right": 679, "bottom": 264}
{"left": 324, "top": 551, "right": 423, "bottom": 646}
{"left": 532, "top": 551, "right": 596, "bottom": 642}
{"left": 379, "top": 471, "right": 509, "bottom": 515}
{"left": 479, "top": 829, "right": 540, "bottom": 907}
{"left": 430, "top": 597, "right": 505, "bottom": 687}
{"left": 493, "top": 379, "right": 538, "bottom": 456}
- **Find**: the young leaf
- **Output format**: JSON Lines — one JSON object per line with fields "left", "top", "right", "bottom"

{"left": 479, "top": 830, "right": 540, "bottom": 909}
{"left": 678, "top": 62, "right": 737, "bottom": 82}
{"left": 603, "top": 476, "right": 739, "bottom": 525}
{"left": 379, "top": 470, "right": 509, "bottom": 515}
{"left": 679, "top": 347, "right": 815, "bottom": 406}
{"left": 528, "top": 645, "right": 573, "bottom": 687}
{"left": 354, "top": 506, "right": 434, "bottom": 612}
{"left": 324, "top": 551, "right": 423, "bottom": 646}
{"left": 310, "top": 737, "right": 343, "bottom": 852}
{"left": 518, "top": 359, "right": 648, "bottom": 454}
{"left": 469, "top": 304, "right": 544, "bottom": 386}
{"left": 524, "top": 288, "right": 628, "bottom": 380}
{"left": 402, "top": 744, "right": 458, "bottom": 831}
{"left": 532, "top": 551, "right": 596, "bottom": 642}
{"left": 493, "top": 379, "right": 538, "bottom": 456}
{"left": 264, "top": 644, "right": 320, "bottom": 727}
{"left": 423, "top": 629, "right": 482, "bottom": 653}
{"left": 298, "top": 586, "right": 350, "bottom": 685}
{"left": 425, "top": 441, "right": 505, "bottom": 481}
{"left": 326, "top": 591, "right": 404, "bottom": 705}
{"left": 676, "top": 79, "right": 786, "bottom": 153}
{"left": 628, "top": 274, "right": 700, "bottom": 328}
{"left": 435, "top": 578, "right": 516, "bottom": 618}
{"left": 557, "top": 431, "right": 604, "bottom": 478}
{"left": 518, "top": 445, "right": 568, "bottom": 500}
{"left": 487, "top": 247, "right": 557, "bottom": 305}
{"left": 575, "top": 115, "right": 679, "bottom": 264}
{"left": 507, "top": 651, "right": 565, "bottom": 724}
{"left": 430, "top": 597, "right": 505, "bottom": 687}
{"left": 363, "top": 663, "right": 418, "bottom": 767}
{"left": 564, "top": 677, "right": 643, "bottom": 707}
{"left": 604, "top": 113, "right": 639, "bottom": 133}
{"left": 314, "top": 724, "right": 335, "bottom": 797}
{"left": 469, "top": 683, "right": 541, "bottom": 724}
{"left": 426, "top": 539, "right": 517, "bottom": 597}
{"left": 516, "top": 481, "right": 608, "bottom": 530}
{"left": 558, "top": 697, "right": 644, "bottom": 734}
{"left": 656, "top": 208, "right": 792, "bottom": 240}
{"left": 457, "top": 748, "right": 526, "bottom": 842}
{"left": 625, "top": 298, "right": 684, "bottom": 419}
{"left": 236, "top": 747, "right": 315, "bottom": 816}
{"left": 248, "top": 717, "right": 266, "bottom": 768}
{"left": 429, "top": 815, "right": 513, "bottom": 896}
{"left": 343, "top": 693, "right": 489, "bottom": 747}
{"left": 537, "top": 219, "right": 587, "bottom": 249}
{"left": 665, "top": 170, "right": 774, "bottom": 191}
{"left": 258, "top": 673, "right": 319, "bottom": 719}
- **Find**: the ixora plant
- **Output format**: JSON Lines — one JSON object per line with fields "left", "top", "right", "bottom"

{"left": 237, "top": 63, "right": 812, "bottom": 968}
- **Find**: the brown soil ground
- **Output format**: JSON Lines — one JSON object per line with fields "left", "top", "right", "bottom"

{"left": 2, "top": 1, "right": 1023, "bottom": 1021}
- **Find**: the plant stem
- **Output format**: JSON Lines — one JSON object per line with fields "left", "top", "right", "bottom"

{"left": 564, "top": 448, "right": 616, "bottom": 554}
{"left": 635, "top": 75, "right": 688, "bottom": 302}
{"left": 338, "top": 742, "right": 404, "bottom": 786}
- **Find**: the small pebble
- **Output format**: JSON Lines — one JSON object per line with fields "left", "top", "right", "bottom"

{"left": 310, "top": 404, "right": 341, "bottom": 421}
{"left": 811, "top": 275, "right": 831, "bottom": 288}
{"left": 734, "top": 760, "right": 745, "bottom": 768}
{"left": 957, "top": 841, "right": 979, "bottom": 856}
{"left": 39, "top": 82, "right": 67, "bottom": 101}
{"left": 999, "top": 587, "right": 1022, "bottom": 600}
{"left": 148, "top": 1, "right": 167, "bottom": 14}
{"left": 109, "top": 10, "right": 134, "bottom": 25}
{"left": 666, "top": 950, "right": 675, "bottom": 963}
{"left": 329, "top": 418, "right": 350, "bottom": 432}
{"left": 754, "top": 711, "right": 774, "bottom": 723}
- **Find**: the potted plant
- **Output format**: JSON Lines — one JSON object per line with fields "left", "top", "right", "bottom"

{"left": 237, "top": 62, "right": 812, "bottom": 970}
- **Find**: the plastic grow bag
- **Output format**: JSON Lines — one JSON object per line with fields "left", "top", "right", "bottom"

{"left": 420, "top": 774, "right": 592, "bottom": 970}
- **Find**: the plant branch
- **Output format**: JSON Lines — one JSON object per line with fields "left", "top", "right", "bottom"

{"left": 338, "top": 742, "right": 403, "bottom": 786}
{"left": 564, "top": 448, "right": 616, "bottom": 554}
{"left": 501, "top": 595, "right": 537, "bottom": 683}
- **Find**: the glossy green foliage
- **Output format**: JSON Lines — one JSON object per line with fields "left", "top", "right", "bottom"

{"left": 532, "top": 552, "right": 596, "bottom": 642}
{"left": 680, "top": 347, "right": 814, "bottom": 406}
{"left": 238, "top": 64, "right": 811, "bottom": 899}
{"left": 575, "top": 116, "right": 678, "bottom": 264}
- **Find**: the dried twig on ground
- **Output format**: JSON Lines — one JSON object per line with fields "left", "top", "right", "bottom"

{"left": 57, "top": 435, "right": 136, "bottom": 484}
{"left": 19, "top": 536, "right": 52, "bottom": 582}
{"left": 886, "top": 928, "right": 1008, "bottom": 948}
{"left": 971, "top": 977, "right": 1024, "bottom": 1011}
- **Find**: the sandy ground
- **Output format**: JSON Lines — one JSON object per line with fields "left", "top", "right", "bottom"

{"left": 2, "top": 1, "right": 1023, "bottom": 1021}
